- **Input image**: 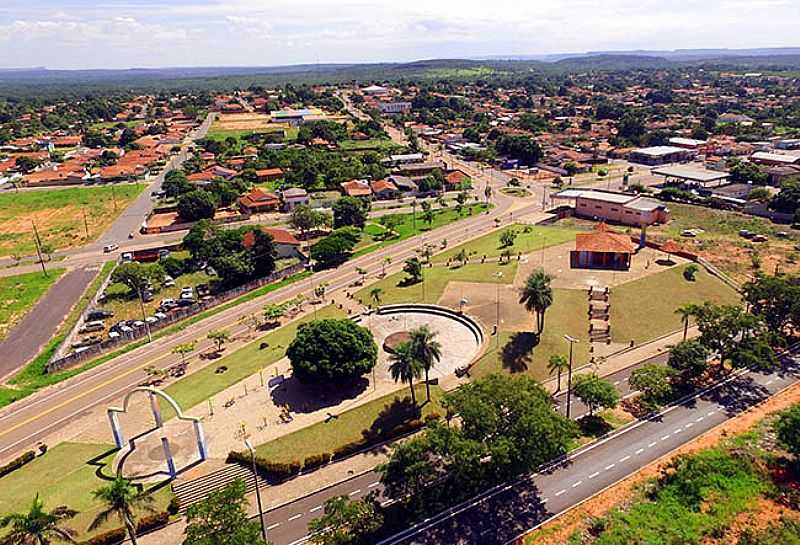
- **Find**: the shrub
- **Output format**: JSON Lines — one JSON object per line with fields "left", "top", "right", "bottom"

{"left": 226, "top": 451, "right": 301, "bottom": 481}
{"left": 0, "top": 450, "right": 36, "bottom": 479}
{"left": 166, "top": 496, "right": 181, "bottom": 515}
{"left": 303, "top": 453, "right": 332, "bottom": 471}
{"left": 81, "top": 528, "right": 126, "bottom": 545}
{"left": 136, "top": 512, "right": 169, "bottom": 532}
{"left": 683, "top": 264, "right": 699, "bottom": 281}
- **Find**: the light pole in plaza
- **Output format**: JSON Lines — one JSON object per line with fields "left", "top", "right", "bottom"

{"left": 244, "top": 440, "right": 268, "bottom": 543}
{"left": 564, "top": 335, "right": 579, "bottom": 418}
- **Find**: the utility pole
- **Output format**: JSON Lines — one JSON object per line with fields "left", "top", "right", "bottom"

{"left": 82, "top": 208, "right": 90, "bottom": 240}
{"left": 31, "top": 220, "right": 48, "bottom": 277}
{"left": 111, "top": 183, "right": 118, "bottom": 210}
{"left": 564, "top": 335, "right": 579, "bottom": 419}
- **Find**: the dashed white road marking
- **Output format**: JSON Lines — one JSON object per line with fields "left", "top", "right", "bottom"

{"left": 685, "top": 422, "right": 694, "bottom": 428}
{"left": 766, "top": 379, "right": 775, "bottom": 385}
{"left": 673, "top": 428, "right": 683, "bottom": 435}
{"left": 648, "top": 441, "right": 657, "bottom": 448}
{"left": 696, "top": 416, "right": 704, "bottom": 422}
{"left": 288, "top": 514, "right": 302, "bottom": 522}
{"left": 348, "top": 489, "right": 361, "bottom": 496}
{"left": 541, "top": 497, "right": 549, "bottom": 504}
{"left": 661, "top": 435, "right": 671, "bottom": 441}
{"left": 572, "top": 481, "right": 583, "bottom": 488}
{"left": 267, "top": 523, "right": 281, "bottom": 530}
{"left": 381, "top": 499, "right": 397, "bottom": 507}
{"left": 613, "top": 380, "right": 620, "bottom": 386}
{"left": 368, "top": 482, "right": 381, "bottom": 489}
{"left": 309, "top": 505, "right": 323, "bottom": 513}
{"left": 707, "top": 410, "right": 716, "bottom": 416}
{"left": 588, "top": 472, "right": 600, "bottom": 479}
{"left": 555, "top": 489, "right": 566, "bottom": 497}
{"left": 619, "top": 455, "right": 631, "bottom": 463}
{"left": 605, "top": 463, "right": 615, "bottom": 471}
{"left": 635, "top": 448, "right": 644, "bottom": 455}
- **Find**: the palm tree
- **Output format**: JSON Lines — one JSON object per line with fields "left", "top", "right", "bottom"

{"left": 388, "top": 342, "right": 423, "bottom": 406}
{"left": 369, "top": 287, "right": 383, "bottom": 308}
{"left": 519, "top": 269, "right": 554, "bottom": 334}
{"left": 410, "top": 325, "right": 442, "bottom": 403}
{"left": 0, "top": 494, "right": 77, "bottom": 545}
{"left": 89, "top": 477, "right": 155, "bottom": 545}
{"left": 547, "top": 354, "right": 570, "bottom": 393}
{"left": 675, "top": 304, "right": 697, "bottom": 341}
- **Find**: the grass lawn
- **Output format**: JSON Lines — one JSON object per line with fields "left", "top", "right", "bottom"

{"left": 471, "top": 288, "right": 591, "bottom": 381}
{"left": 89, "top": 120, "right": 142, "bottom": 130}
{"left": 354, "top": 261, "right": 516, "bottom": 307}
{"left": 434, "top": 224, "right": 579, "bottom": 262}
{"left": 610, "top": 263, "right": 741, "bottom": 343}
{"left": 0, "top": 442, "right": 172, "bottom": 540}
{"left": 338, "top": 138, "right": 403, "bottom": 153}
{"left": 353, "top": 203, "right": 492, "bottom": 259}
{"left": 0, "top": 269, "right": 65, "bottom": 340}
{"left": 0, "top": 184, "right": 145, "bottom": 257}
{"left": 254, "top": 384, "right": 444, "bottom": 463}
{"left": 162, "top": 305, "right": 344, "bottom": 415}
{"left": 205, "top": 125, "right": 298, "bottom": 144}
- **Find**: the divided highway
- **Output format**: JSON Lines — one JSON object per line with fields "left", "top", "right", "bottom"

{"left": 254, "top": 356, "right": 799, "bottom": 545}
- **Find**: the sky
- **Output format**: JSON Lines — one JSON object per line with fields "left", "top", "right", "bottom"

{"left": 1, "top": 0, "right": 799, "bottom": 70}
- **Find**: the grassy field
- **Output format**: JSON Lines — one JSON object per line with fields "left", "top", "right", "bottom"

{"left": 434, "top": 224, "right": 579, "bottom": 262}
{"left": 0, "top": 184, "right": 145, "bottom": 257}
{"left": 0, "top": 269, "right": 64, "bottom": 340}
{"left": 354, "top": 203, "right": 491, "bottom": 258}
{"left": 471, "top": 288, "right": 591, "bottom": 381}
{"left": 89, "top": 120, "right": 142, "bottom": 130}
{"left": 254, "top": 384, "right": 444, "bottom": 463}
{"left": 205, "top": 125, "right": 298, "bottom": 143}
{"left": 162, "top": 305, "right": 344, "bottom": 415}
{"left": 354, "top": 261, "right": 515, "bottom": 307}
{"left": 610, "top": 263, "right": 741, "bottom": 343}
{"left": 338, "top": 138, "right": 403, "bottom": 153}
{"left": 0, "top": 442, "right": 173, "bottom": 540}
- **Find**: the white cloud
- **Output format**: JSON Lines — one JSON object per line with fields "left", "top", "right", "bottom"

{"left": 0, "top": 0, "right": 798, "bottom": 68}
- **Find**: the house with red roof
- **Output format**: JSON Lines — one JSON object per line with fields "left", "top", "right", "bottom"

{"left": 570, "top": 224, "right": 635, "bottom": 271}
{"left": 370, "top": 179, "right": 399, "bottom": 200}
{"left": 340, "top": 179, "right": 372, "bottom": 198}
{"left": 238, "top": 188, "right": 281, "bottom": 214}
{"left": 242, "top": 226, "right": 303, "bottom": 259}
{"left": 445, "top": 170, "right": 471, "bottom": 189}
{"left": 254, "top": 168, "right": 284, "bottom": 182}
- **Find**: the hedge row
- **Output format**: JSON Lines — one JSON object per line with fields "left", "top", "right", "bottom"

{"left": 81, "top": 512, "right": 170, "bottom": 545}
{"left": 227, "top": 412, "right": 440, "bottom": 481}
{"left": 0, "top": 450, "right": 36, "bottom": 479}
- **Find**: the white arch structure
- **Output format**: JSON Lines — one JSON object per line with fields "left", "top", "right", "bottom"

{"left": 108, "top": 387, "right": 208, "bottom": 479}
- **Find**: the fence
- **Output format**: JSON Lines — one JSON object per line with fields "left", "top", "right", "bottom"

{"left": 45, "top": 261, "right": 307, "bottom": 374}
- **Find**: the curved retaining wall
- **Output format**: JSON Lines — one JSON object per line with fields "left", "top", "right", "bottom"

{"left": 372, "top": 303, "right": 486, "bottom": 349}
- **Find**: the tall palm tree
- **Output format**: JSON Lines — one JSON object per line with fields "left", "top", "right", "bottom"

{"left": 388, "top": 342, "right": 423, "bottom": 406}
{"left": 89, "top": 477, "right": 154, "bottom": 545}
{"left": 519, "top": 269, "right": 554, "bottom": 334}
{"left": 410, "top": 325, "right": 442, "bottom": 403}
{"left": 0, "top": 494, "right": 77, "bottom": 545}
{"left": 547, "top": 354, "right": 570, "bottom": 393}
{"left": 369, "top": 287, "right": 383, "bottom": 308}
{"left": 675, "top": 304, "right": 697, "bottom": 341}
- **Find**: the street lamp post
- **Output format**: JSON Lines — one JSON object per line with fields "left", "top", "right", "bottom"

{"left": 564, "top": 335, "right": 579, "bottom": 419}
{"left": 245, "top": 440, "right": 268, "bottom": 543}
{"left": 494, "top": 272, "right": 503, "bottom": 349}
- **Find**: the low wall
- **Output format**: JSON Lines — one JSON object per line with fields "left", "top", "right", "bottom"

{"left": 45, "top": 261, "right": 307, "bottom": 374}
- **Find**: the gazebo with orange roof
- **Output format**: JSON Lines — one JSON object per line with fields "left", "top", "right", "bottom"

{"left": 571, "top": 223, "right": 636, "bottom": 271}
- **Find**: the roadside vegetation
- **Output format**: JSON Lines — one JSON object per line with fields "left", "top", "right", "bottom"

{"left": 0, "top": 269, "right": 65, "bottom": 340}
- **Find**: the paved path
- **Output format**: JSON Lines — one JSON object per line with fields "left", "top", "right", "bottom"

{"left": 0, "top": 266, "right": 99, "bottom": 381}
{"left": 255, "top": 354, "right": 799, "bottom": 545}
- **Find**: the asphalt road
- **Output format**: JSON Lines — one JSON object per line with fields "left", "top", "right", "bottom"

{"left": 254, "top": 356, "right": 799, "bottom": 545}
{"left": 0, "top": 183, "right": 523, "bottom": 463}
{"left": 0, "top": 266, "right": 100, "bottom": 381}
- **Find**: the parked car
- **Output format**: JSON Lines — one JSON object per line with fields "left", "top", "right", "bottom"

{"left": 131, "top": 320, "right": 146, "bottom": 329}
{"left": 154, "top": 312, "right": 168, "bottom": 320}
{"left": 751, "top": 234, "right": 768, "bottom": 242}
{"left": 145, "top": 316, "right": 159, "bottom": 325}
{"left": 79, "top": 321, "right": 105, "bottom": 334}
{"left": 176, "top": 298, "right": 195, "bottom": 307}
{"left": 739, "top": 229, "right": 753, "bottom": 238}
{"left": 163, "top": 275, "right": 176, "bottom": 288}
{"left": 158, "top": 249, "right": 170, "bottom": 260}
{"left": 180, "top": 287, "right": 194, "bottom": 297}
{"left": 108, "top": 331, "right": 121, "bottom": 340}
{"left": 86, "top": 309, "right": 114, "bottom": 321}
{"left": 72, "top": 336, "right": 102, "bottom": 349}
{"left": 777, "top": 231, "right": 790, "bottom": 239}
{"left": 680, "top": 229, "right": 697, "bottom": 238}
{"left": 103, "top": 244, "right": 119, "bottom": 253}
{"left": 121, "top": 252, "right": 133, "bottom": 262}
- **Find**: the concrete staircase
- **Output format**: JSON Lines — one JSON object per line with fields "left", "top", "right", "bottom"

{"left": 588, "top": 286, "right": 611, "bottom": 344}
{"left": 172, "top": 463, "right": 267, "bottom": 513}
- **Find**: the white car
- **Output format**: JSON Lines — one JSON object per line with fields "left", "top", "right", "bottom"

{"left": 145, "top": 316, "right": 159, "bottom": 324}
{"left": 163, "top": 276, "right": 176, "bottom": 288}
{"left": 160, "top": 298, "right": 176, "bottom": 307}
{"left": 180, "top": 287, "right": 194, "bottom": 296}
{"left": 108, "top": 331, "right": 121, "bottom": 340}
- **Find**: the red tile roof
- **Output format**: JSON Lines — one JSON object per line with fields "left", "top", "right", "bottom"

{"left": 340, "top": 180, "right": 372, "bottom": 197}
{"left": 242, "top": 226, "right": 301, "bottom": 247}
{"left": 575, "top": 230, "right": 635, "bottom": 254}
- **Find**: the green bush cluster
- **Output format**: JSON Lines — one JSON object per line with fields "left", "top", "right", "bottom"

{"left": 0, "top": 450, "right": 35, "bottom": 479}
{"left": 80, "top": 512, "right": 169, "bottom": 545}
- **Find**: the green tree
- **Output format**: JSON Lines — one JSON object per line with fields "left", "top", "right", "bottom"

{"left": 629, "top": 364, "right": 676, "bottom": 410}
{"left": 163, "top": 170, "right": 193, "bottom": 199}
{"left": 774, "top": 404, "right": 800, "bottom": 458}
{"left": 369, "top": 287, "right": 382, "bottom": 307}
{"left": 667, "top": 339, "right": 710, "bottom": 381}
{"left": 0, "top": 494, "right": 77, "bottom": 545}
{"left": 289, "top": 204, "right": 330, "bottom": 241}
{"left": 743, "top": 274, "right": 800, "bottom": 335}
{"left": 675, "top": 303, "right": 697, "bottom": 341}
{"left": 172, "top": 342, "right": 195, "bottom": 365}
{"left": 409, "top": 325, "right": 442, "bottom": 403}
{"left": 519, "top": 269, "right": 553, "bottom": 334}
{"left": 571, "top": 374, "right": 619, "bottom": 416}
{"left": 183, "top": 479, "right": 267, "bottom": 545}
{"left": 207, "top": 329, "right": 231, "bottom": 353}
{"left": 89, "top": 477, "right": 155, "bottom": 545}
{"left": 388, "top": 341, "right": 423, "bottom": 405}
{"left": 692, "top": 303, "right": 773, "bottom": 371}
{"left": 403, "top": 257, "right": 423, "bottom": 284}
{"left": 332, "top": 196, "right": 369, "bottom": 229}
{"left": 263, "top": 302, "right": 288, "bottom": 328}
{"left": 111, "top": 262, "right": 165, "bottom": 298}
{"left": 547, "top": 354, "right": 570, "bottom": 392}
{"left": 499, "top": 229, "right": 517, "bottom": 248}
{"left": 308, "top": 495, "right": 382, "bottom": 545}
{"left": 177, "top": 190, "right": 217, "bottom": 222}
{"left": 310, "top": 230, "right": 359, "bottom": 268}
{"left": 287, "top": 319, "right": 378, "bottom": 383}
